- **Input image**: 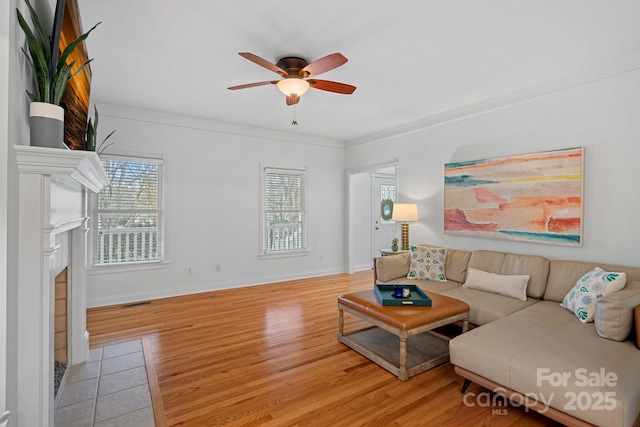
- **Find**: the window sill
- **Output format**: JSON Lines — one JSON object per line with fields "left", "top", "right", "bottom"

{"left": 259, "top": 250, "right": 310, "bottom": 260}
{"left": 88, "top": 261, "right": 170, "bottom": 275}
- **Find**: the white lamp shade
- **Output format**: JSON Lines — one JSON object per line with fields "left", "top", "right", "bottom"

{"left": 391, "top": 203, "right": 419, "bottom": 222}
{"left": 277, "top": 78, "right": 310, "bottom": 96}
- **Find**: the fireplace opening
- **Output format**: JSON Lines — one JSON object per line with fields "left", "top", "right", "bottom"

{"left": 54, "top": 268, "right": 68, "bottom": 396}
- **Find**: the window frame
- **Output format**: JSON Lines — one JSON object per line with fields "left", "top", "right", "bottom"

{"left": 89, "top": 152, "right": 166, "bottom": 269}
{"left": 259, "top": 164, "right": 309, "bottom": 259}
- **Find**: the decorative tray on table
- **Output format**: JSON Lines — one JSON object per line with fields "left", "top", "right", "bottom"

{"left": 374, "top": 284, "right": 432, "bottom": 306}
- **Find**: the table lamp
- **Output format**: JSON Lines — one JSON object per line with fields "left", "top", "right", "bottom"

{"left": 391, "top": 203, "right": 419, "bottom": 250}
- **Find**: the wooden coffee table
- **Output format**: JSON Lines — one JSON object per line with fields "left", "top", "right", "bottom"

{"left": 338, "top": 289, "right": 470, "bottom": 381}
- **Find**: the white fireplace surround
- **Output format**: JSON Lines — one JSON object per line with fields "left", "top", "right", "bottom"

{"left": 15, "top": 146, "right": 109, "bottom": 427}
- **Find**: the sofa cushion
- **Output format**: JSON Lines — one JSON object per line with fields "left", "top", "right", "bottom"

{"left": 437, "top": 286, "right": 538, "bottom": 325}
{"left": 450, "top": 301, "right": 640, "bottom": 427}
{"left": 561, "top": 267, "right": 627, "bottom": 323}
{"left": 450, "top": 301, "right": 571, "bottom": 386}
{"left": 407, "top": 246, "right": 446, "bottom": 281}
{"left": 467, "top": 250, "right": 549, "bottom": 299}
{"left": 462, "top": 268, "right": 529, "bottom": 301}
{"left": 595, "top": 281, "right": 640, "bottom": 341}
{"left": 467, "top": 250, "right": 506, "bottom": 274}
{"left": 417, "top": 244, "right": 471, "bottom": 283}
{"left": 545, "top": 260, "right": 640, "bottom": 303}
{"left": 635, "top": 306, "right": 640, "bottom": 350}
{"left": 501, "top": 253, "right": 549, "bottom": 299}
{"left": 376, "top": 253, "right": 410, "bottom": 282}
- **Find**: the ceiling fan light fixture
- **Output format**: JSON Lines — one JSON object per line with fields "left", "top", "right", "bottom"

{"left": 277, "top": 78, "right": 310, "bottom": 97}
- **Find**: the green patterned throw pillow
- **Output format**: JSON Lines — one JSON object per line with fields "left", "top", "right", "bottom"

{"left": 561, "top": 267, "right": 627, "bottom": 323}
{"left": 407, "top": 246, "right": 447, "bottom": 282}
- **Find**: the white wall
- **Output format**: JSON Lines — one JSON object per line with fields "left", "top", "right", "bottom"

{"left": 346, "top": 68, "right": 640, "bottom": 267}
{"left": 86, "top": 104, "right": 346, "bottom": 307}
{"left": 349, "top": 172, "right": 372, "bottom": 271}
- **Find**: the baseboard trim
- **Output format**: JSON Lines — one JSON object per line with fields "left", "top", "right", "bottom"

{"left": 354, "top": 263, "right": 372, "bottom": 272}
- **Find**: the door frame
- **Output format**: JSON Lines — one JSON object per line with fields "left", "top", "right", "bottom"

{"left": 346, "top": 159, "right": 399, "bottom": 274}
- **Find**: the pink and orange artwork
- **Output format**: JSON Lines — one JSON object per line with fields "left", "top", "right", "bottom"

{"left": 444, "top": 147, "right": 584, "bottom": 246}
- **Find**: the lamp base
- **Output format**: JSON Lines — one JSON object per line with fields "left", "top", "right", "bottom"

{"left": 401, "top": 223, "right": 410, "bottom": 251}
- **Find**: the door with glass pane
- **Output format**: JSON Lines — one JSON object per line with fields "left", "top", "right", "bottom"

{"left": 372, "top": 176, "right": 396, "bottom": 259}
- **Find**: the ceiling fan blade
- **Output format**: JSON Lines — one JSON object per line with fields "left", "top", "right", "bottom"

{"left": 300, "top": 53, "right": 347, "bottom": 77}
{"left": 239, "top": 52, "right": 288, "bottom": 76}
{"left": 227, "top": 81, "right": 277, "bottom": 90}
{"left": 286, "top": 94, "right": 300, "bottom": 106}
{"left": 308, "top": 79, "right": 356, "bottom": 94}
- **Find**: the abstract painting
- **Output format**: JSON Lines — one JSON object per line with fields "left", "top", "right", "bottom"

{"left": 444, "top": 147, "right": 584, "bottom": 246}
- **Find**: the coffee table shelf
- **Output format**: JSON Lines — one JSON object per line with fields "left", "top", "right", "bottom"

{"left": 340, "top": 327, "right": 450, "bottom": 378}
{"left": 337, "top": 289, "right": 469, "bottom": 381}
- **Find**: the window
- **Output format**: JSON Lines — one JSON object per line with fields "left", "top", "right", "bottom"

{"left": 91, "top": 155, "right": 164, "bottom": 266}
{"left": 380, "top": 184, "right": 396, "bottom": 224}
{"left": 261, "top": 165, "right": 308, "bottom": 256}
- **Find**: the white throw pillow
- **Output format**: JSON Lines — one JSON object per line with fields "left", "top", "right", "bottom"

{"left": 407, "top": 246, "right": 447, "bottom": 281}
{"left": 561, "top": 267, "right": 627, "bottom": 323}
{"left": 462, "top": 268, "right": 529, "bottom": 301}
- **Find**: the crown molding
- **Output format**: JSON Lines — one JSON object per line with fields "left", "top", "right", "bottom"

{"left": 93, "top": 103, "right": 346, "bottom": 149}
{"left": 346, "top": 52, "right": 640, "bottom": 148}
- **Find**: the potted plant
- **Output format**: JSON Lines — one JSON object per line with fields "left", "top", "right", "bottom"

{"left": 85, "top": 105, "right": 115, "bottom": 155}
{"left": 16, "top": 0, "right": 99, "bottom": 148}
{"left": 391, "top": 238, "right": 399, "bottom": 252}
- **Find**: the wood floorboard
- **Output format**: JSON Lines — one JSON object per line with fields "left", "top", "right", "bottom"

{"left": 87, "top": 271, "right": 562, "bottom": 427}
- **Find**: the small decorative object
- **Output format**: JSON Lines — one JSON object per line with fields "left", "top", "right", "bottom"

{"left": 16, "top": 0, "right": 99, "bottom": 147}
{"left": 391, "top": 238, "right": 399, "bottom": 252}
{"left": 85, "top": 105, "right": 115, "bottom": 155}
{"left": 28, "top": 102, "right": 65, "bottom": 149}
{"left": 393, "top": 285, "right": 404, "bottom": 298}
{"left": 381, "top": 198, "right": 394, "bottom": 221}
{"left": 391, "top": 285, "right": 411, "bottom": 298}
{"left": 375, "top": 284, "right": 430, "bottom": 306}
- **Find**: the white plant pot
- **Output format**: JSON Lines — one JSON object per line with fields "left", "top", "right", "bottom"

{"left": 29, "top": 102, "right": 66, "bottom": 149}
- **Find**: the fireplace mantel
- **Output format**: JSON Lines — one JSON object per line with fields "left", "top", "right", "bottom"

{"left": 15, "top": 145, "right": 109, "bottom": 427}
{"left": 14, "top": 145, "right": 109, "bottom": 192}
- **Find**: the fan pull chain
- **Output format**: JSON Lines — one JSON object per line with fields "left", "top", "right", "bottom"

{"left": 292, "top": 105, "right": 298, "bottom": 126}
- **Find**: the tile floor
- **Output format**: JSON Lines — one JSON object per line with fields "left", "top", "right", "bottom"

{"left": 54, "top": 340, "right": 156, "bottom": 427}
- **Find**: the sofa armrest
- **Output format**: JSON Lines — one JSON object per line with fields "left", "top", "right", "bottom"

{"left": 594, "top": 281, "right": 640, "bottom": 341}
{"left": 635, "top": 305, "right": 640, "bottom": 349}
{"left": 373, "top": 253, "right": 411, "bottom": 283}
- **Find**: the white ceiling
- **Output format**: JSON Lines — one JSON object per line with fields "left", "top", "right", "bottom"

{"left": 79, "top": 1, "right": 640, "bottom": 143}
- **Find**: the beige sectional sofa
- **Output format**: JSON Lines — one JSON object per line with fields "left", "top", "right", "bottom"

{"left": 374, "top": 244, "right": 640, "bottom": 427}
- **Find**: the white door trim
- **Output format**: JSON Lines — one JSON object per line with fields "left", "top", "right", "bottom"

{"left": 346, "top": 160, "right": 399, "bottom": 274}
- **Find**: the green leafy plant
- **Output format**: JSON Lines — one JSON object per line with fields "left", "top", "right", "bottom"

{"left": 392, "top": 238, "right": 399, "bottom": 247}
{"left": 86, "top": 105, "right": 115, "bottom": 155}
{"left": 16, "top": 0, "right": 100, "bottom": 104}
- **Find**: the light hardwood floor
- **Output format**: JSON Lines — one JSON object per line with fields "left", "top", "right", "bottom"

{"left": 87, "top": 271, "right": 561, "bottom": 426}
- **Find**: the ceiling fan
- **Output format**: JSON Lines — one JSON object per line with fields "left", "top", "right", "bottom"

{"left": 228, "top": 52, "right": 356, "bottom": 106}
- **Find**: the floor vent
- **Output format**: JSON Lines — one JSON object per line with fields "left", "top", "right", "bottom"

{"left": 122, "top": 301, "right": 151, "bottom": 308}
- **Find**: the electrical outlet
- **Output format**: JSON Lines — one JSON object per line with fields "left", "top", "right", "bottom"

{"left": 186, "top": 266, "right": 192, "bottom": 275}
{"left": 215, "top": 264, "right": 221, "bottom": 272}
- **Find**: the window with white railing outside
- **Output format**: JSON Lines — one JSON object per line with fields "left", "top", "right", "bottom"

{"left": 91, "top": 155, "right": 164, "bottom": 266}
{"left": 260, "top": 165, "right": 308, "bottom": 257}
